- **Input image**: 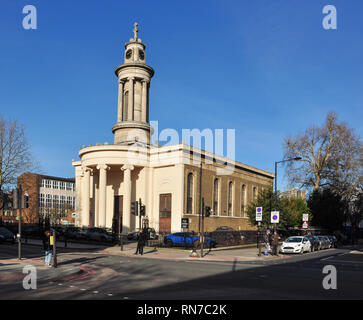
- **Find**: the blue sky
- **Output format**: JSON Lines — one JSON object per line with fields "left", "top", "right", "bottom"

{"left": 1, "top": 0, "right": 362, "bottom": 192}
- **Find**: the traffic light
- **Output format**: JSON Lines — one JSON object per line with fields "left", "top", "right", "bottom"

{"left": 205, "top": 206, "right": 211, "bottom": 217}
{"left": 140, "top": 205, "right": 146, "bottom": 216}
{"left": 22, "top": 195, "right": 29, "bottom": 209}
{"left": 131, "top": 201, "right": 138, "bottom": 216}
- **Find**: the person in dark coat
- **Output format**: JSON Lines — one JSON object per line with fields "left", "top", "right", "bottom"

{"left": 271, "top": 231, "right": 281, "bottom": 256}
{"left": 135, "top": 229, "right": 146, "bottom": 255}
{"left": 44, "top": 230, "right": 53, "bottom": 266}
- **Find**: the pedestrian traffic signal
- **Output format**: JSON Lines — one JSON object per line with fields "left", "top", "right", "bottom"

{"left": 22, "top": 195, "right": 29, "bottom": 209}
{"left": 131, "top": 201, "right": 138, "bottom": 216}
{"left": 205, "top": 206, "right": 211, "bottom": 217}
{"left": 140, "top": 205, "right": 146, "bottom": 216}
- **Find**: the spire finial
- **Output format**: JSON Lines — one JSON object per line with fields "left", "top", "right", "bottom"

{"left": 133, "top": 22, "right": 139, "bottom": 40}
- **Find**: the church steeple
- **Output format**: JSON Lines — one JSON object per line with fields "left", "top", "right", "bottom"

{"left": 112, "top": 23, "right": 154, "bottom": 145}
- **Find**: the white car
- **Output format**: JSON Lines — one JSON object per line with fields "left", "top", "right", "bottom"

{"left": 280, "top": 236, "right": 311, "bottom": 254}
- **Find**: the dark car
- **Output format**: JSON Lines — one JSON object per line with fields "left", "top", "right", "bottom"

{"left": 164, "top": 232, "right": 217, "bottom": 248}
{"left": 22, "top": 226, "right": 41, "bottom": 238}
{"left": 306, "top": 235, "right": 320, "bottom": 252}
{"left": 317, "top": 236, "right": 331, "bottom": 250}
{"left": 85, "top": 228, "right": 114, "bottom": 242}
{"left": 0, "top": 227, "right": 16, "bottom": 244}
{"left": 327, "top": 235, "right": 338, "bottom": 248}
{"left": 215, "top": 226, "right": 234, "bottom": 231}
{"left": 127, "top": 228, "right": 158, "bottom": 241}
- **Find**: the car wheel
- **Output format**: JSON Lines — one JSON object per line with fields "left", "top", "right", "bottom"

{"left": 300, "top": 248, "right": 304, "bottom": 254}
{"left": 166, "top": 239, "right": 173, "bottom": 247}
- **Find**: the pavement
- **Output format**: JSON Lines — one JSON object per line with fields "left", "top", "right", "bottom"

{"left": 102, "top": 242, "right": 292, "bottom": 262}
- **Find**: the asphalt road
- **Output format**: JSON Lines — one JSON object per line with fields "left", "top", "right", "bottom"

{"left": 0, "top": 243, "right": 362, "bottom": 300}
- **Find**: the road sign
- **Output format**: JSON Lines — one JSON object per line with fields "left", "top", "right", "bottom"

{"left": 302, "top": 221, "right": 309, "bottom": 229}
{"left": 271, "top": 211, "right": 279, "bottom": 223}
{"left": 256, "top": 207, "right": 263, "bottom": 221}
{"left": 302, "top": 214, "right": 309, "bottom": 222}
{"left": 181, "top": 218, "right": 189, "bottom": 229}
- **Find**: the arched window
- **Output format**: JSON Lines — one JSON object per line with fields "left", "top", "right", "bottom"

{"left": 123, "top": 91, "right": 129, "bottom": 121}
{"left": 241, "top": 184, "right": 246, "bottom": 217}
{"left": 213, "top": 178, "right": 218, "bottom": 215}
{"left": 228, "top": 181, "right": 233, "bottom": 216}
{"left": 186, "top": 173, "right": 193, "bottom": 214}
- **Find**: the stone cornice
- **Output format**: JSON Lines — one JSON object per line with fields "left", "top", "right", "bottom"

{"left": 114, "top": 63, "right": 154, "bottom": 77}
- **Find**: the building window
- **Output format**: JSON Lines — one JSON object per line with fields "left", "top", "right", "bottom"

{"left": 60, "top": 182, "right": 65, "bottom": 190}
{"left": 41, "top": 180, "right": 45, "bottom": 188}
{"left": 60, "top": 196, "right": 65, "bottom": 208}
{"left": 252, "top": 186, "right": 257, "bottom": 200}
{"left": 53, "top": 195, "right": 59, "bottom": 208}
{"left": 45, "top": 180, "right": 51, "bottom": 188}
{"left": 66, "top": 182, "right": 72, "bottom": 191}
{"left": 39, "top": 194, "right": 44, "bottom": 207}
{"left": 228, "top": 181, "right": 233, "bottom": 216}
{"left": 46, "top": 194, "right": 52, "bottom": 208}
{"left": 241, "top": 184, "right": 246, "bottom": 217}
{"left": 53, "top": 180, "right": 59, "bottom": 189}
{"left": 186, "top": 172, "right": 193, "bottom": 214}
{"left": 123, "top": 91, "right": 129, "bottom": 121}
{"left": 213, "top": 178, "right": 218, "bottom": 215}
{"left": 72, "top": 197, "right": 75, "bottom": 209}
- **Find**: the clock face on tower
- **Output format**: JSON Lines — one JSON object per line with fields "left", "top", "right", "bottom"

{"left": 138, "top": 49, "right": 145, "bottom": 60}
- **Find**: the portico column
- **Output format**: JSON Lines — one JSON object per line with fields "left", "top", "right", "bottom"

{"left": 81, "top": 167, "right": 91, "bottom": 227}
{"left": 121, "top": 164, "right": 134, "bottom": 234}
{"left": 117, "top": 79, "right": 124, "bottom": 122}
{"left": 128, "top": 77, "right": 134, "bottom": 121}
{"left": 97, "top": 164, "right": 110, "bottom": 227}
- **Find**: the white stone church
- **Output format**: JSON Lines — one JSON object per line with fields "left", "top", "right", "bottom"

{"left": 72, "top": 24, "right": 274, "bottom": 235}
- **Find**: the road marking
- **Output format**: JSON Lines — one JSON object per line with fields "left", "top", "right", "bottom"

{"left": 320, "top": 256, "right": 334, "bottom": 261}
{"left": 326, "top": 260, "right": 363, "bottom": 264}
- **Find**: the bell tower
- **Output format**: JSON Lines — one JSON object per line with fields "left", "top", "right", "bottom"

{"left": 112, "top": 23, "right": 154, "bottom": 145}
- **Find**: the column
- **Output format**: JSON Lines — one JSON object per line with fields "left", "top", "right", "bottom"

{"left": 121, "top": 164, "right": 134, "bottom": 234}
{"left": 97, "top": 164, "right": 110, "bottom": 227}
{"left": 128, "top": 77, "right": 134, "bottom": 121}
{"left": 141, "top": 79, "right": 148, "bottom": 122}
{"left": 81, "top": 167, "right": 91, "bottom": 227}
{"left": 117, "top": 79, "right": 124, "bottom": 122}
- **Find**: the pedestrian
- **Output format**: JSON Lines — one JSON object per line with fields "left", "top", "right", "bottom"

{"left": 135, "top": 229, "right": 144, "bottom": 255}
{"left": 271, "top": 231, "right": 281, "bottom": 256}
{"left": 44, "top": 230, "right": 53, "bottom": 266}
{"left": 264, "top": 229, "right": 271, "bottom": 257}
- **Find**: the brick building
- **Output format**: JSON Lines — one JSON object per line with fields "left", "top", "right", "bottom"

{"left": 16, "top": 172, "right": 76, "bottom": 225}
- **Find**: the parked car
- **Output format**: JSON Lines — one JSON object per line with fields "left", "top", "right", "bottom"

{"left": 127, "top": 228, "right": 158, "bottom": 241}
{"left": 22, "top": 225, "right": 40, "bottom": 238}
{"left": 306, "top": 235, "right": 320, "bottom": 252}
{"left": 280, "top": 236, "right": 311, "bottom": 254}
{"left": 85, "top": 228, "right": 114, "bottom": 242}
{"left": 0, "top": 227, "right": 16, "bottom": 244}
{"left": 327, "top": 235, "right": 338, "bottom": 248}
{"left": 164, "top": 232, "right": 217, "bottom": 248}
{"left": 215, "top": 226, "right": 234, "bottom": 231}
{"left": 317, "top": 236, "right": 331, "bottom": 249}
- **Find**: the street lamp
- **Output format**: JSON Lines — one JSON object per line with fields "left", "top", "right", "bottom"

{"left": 274, "top": 157, "right": 302, "bottom": 230}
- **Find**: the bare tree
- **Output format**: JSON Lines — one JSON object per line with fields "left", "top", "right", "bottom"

{"left": 283, "top": 112, "right": 363, "bottom": 195}
{"left": 0, "top": 116, "right": 39, "bottom": 206}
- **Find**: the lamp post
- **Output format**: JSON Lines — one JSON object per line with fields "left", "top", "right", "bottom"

{"left": 274, "top": 157, "right": 302, "bottom": 231}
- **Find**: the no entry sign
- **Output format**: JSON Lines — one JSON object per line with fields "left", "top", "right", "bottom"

{"left": 271, "top": 211, "right": 279, "bottom": 224}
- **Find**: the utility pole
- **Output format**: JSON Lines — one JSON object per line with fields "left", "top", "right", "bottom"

{"left": 52, "top": 228, "right": 57, "bottom": 268}
{"left": 139, "top": 198, "right": 142, "bottom": 230}
{"left": 198, "top": 161, "right": 202, "bottom": 235}
{"left": 201, "top": 197, "right": 205, "bottom": 258}
{"left": 18, "top": 187, "right": 22, "bottom": 260}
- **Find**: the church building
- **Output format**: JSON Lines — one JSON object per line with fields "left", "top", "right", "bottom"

{"left": 72, "top": 24, "right": 274, "bottom": 235}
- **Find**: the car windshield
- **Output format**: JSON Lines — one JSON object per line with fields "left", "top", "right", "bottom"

{"left": 285, "top": 237, "right": 302, "bottom": 243}
{"left": 0, "top": 227, "right": 13, "bottom": 236}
